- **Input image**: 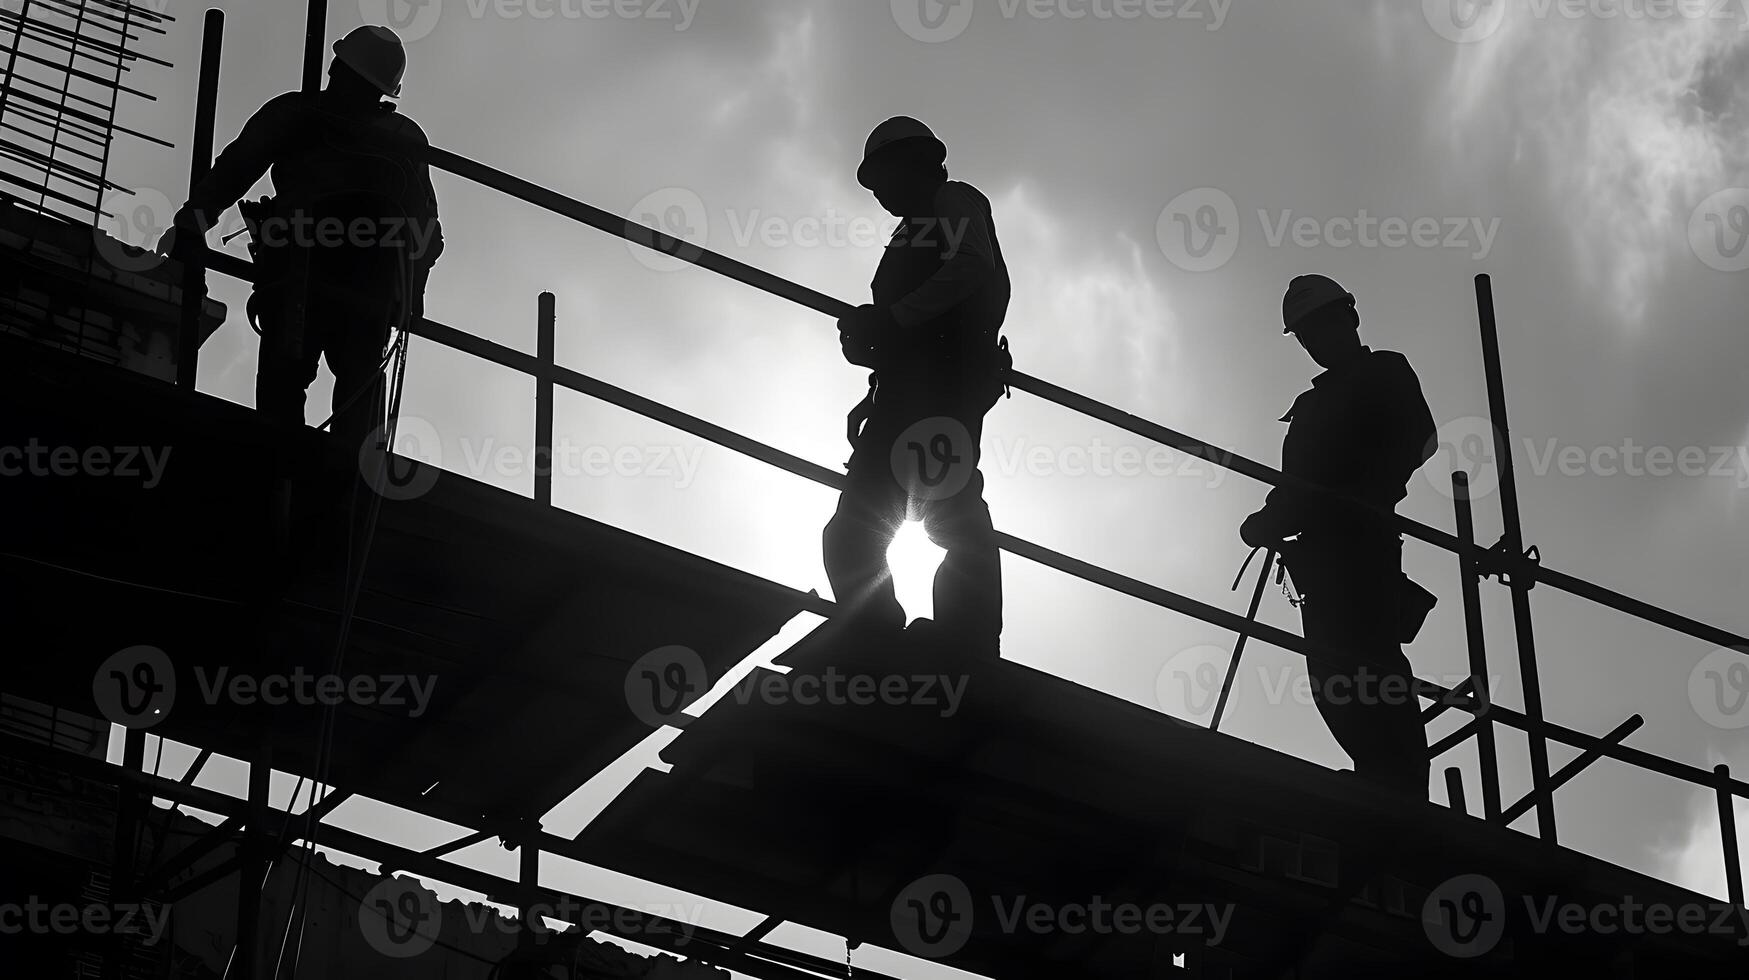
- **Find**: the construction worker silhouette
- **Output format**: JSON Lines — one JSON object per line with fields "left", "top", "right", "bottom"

{"left": 165, "top": 26, "right": 443, "bottom": 455}
{"left": 824, "top": 117, "right": 1012, "bottom": 657}
{"left": 1240, "top": 275, "right": 1436, "bottom": 796}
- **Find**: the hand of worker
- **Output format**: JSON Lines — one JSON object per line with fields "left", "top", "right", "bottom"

{"left": 839, "top": 328, "right": 879, "bottom": 367}
{"left": 838, "top": 305, "right": 895, "bottom": 346}
{"left": 838, "top": 305, "right": 893, "bottom": 367}
{"left": 153, "top": 206, "right": 203, "bottom": 257}
{"left": 1240, "top": 508, "right": 1290, "bottom": 548}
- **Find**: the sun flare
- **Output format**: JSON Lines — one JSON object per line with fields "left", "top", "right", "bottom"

{"left": 886, "top": 519, "right": 946, "bottom": 625}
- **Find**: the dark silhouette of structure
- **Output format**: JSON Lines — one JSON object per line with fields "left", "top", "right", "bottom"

{"left": 825, "top": 116, "right": 1012, "bottom": 658}
{"left": 165, "top": 25, "right": 443, "bottom": 455}
{"left": 1242, "top": 275, "right": 1437, "bottom": 797}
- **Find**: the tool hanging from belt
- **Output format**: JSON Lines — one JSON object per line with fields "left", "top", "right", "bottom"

{"left": 842, "top": 332, "right": 1012, "bottom": 452}
{"left": 1235, "top": 543, "right": 1302, "bottom": 609}
{"left": 234, "top": 196, "right": 307, "bottom": 340}
{"left": 1212, "top": 546, "right": 1278, "bottom": 731}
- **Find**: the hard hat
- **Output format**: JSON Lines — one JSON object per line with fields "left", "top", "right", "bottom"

{"left": 1282, "top": 274, "right": 1355, "bottom": 334}
{"left": 857, "top": 116, "right": 947, "bottom": 189}
{"left": 332, "top": 26, "right": 407, "bottom": 98}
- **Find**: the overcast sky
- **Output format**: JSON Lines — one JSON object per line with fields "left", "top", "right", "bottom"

{"left": 97, "top": 0, "right": 1749, "bottom": 973}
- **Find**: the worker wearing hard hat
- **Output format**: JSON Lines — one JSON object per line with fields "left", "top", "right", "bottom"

{"left": 1240, "top": 275, "right": 1437, "bottom": 796}
{"left": 825, "top": 116, "right": 1012, "bottom": 658}
{"left": 165, "top": 26, "right": 443, "bottom": 456}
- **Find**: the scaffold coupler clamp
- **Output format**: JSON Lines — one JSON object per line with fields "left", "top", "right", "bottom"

{"left": 1482, "top": 537, "right": 1541, "bottom": 590}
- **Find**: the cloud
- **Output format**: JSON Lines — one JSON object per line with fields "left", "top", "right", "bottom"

{"left": 1656, "top": 748, "right": 1749, "bottom": 901}
{"left": 990, "top": 182, "right": 1181, "bottom": 415}
{"left": 1431, "top": 8, "right": 1749, "bottom": 324}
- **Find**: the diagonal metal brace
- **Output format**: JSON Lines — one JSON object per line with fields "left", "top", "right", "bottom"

{"left": 1498, "top": 715, "right": 1643, "bottom": 826}
{"left": 1422, "top": 676, "right": 1481, "bottom": 724}
{"left": 727, "top": 915, "right": 785, "bottom": 954}
{"left": 134, "top": 813, "right": 241, "bottom": 897}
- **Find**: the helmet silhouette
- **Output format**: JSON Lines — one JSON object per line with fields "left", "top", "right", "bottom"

{"left": 857, "top": 116, "right": 947, "bottom": 189}
{"left": 333, "top": 26, "right": 407, "bottom": 98}
{"left": 1282, "top": 274, "right": 1355, "bottom": 334}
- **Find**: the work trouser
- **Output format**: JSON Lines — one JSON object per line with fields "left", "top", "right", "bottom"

{"left": 254, "top": 259, "right": 396, "bottom": 457}
{"left": 1286, "top": 533, "right": 1429, "bottom": 797}
{"left": 823, "top": 371, "right": 1002, "bottom": 655}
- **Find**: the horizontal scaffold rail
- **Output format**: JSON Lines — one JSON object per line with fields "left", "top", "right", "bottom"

{"left": 418, "top": 145, "right": 1749, "bottom": 656}
{"left": 172, "top": 143, "right": 1749, "bottom": 826}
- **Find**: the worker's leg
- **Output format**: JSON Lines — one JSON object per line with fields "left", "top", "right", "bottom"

{"left": 254, "top": 287, "right": 321, "bottom": 427}
{"left": 1301, "top": 546, "right": 1428, "bottom": 796}
{"left": 823, "top": 408, "right": 909, "bottom": 638}
{"left": 318, "top": 289, "right": 394, "bottom": 458}
{"left": 920, "top": 412, "right": 1001, "bottom": 656}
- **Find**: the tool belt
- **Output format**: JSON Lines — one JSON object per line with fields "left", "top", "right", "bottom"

{"left": 1277, "top": 538, "right": 1438, "bottom": 645}
{"left": 846, "top": 332, "right": 1012, "bottom": 448}
{"left": 238, "top": 196, "right": 304, "bottom": 335}
{"left": 238, "top": 195, "right": 415, "bottom": 337}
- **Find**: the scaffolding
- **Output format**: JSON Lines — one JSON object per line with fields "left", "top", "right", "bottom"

{"left": 0, "top": 0, "right": 172, "bottom": 225}
{"left": 0, "top": 0, "right": 214, "bottom": 380}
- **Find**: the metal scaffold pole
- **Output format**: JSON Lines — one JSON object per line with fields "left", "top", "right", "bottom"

{"left": 301, "top": 0, "right": 326, "bottom": 95}
{"left": 1453, "top": 471, "right": 1501, "bottom": 822}
{"left": 1475, "top": 274, "right": 1557, "bottom": 844}
{"left": 175, "top": 8, "right": 221, "bottom": 389}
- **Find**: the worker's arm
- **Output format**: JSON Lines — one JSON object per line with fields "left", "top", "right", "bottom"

{"left": 1242, "top": 392, "right": 1321, "bottom": 545}
{"left": 1245, "top": 473, "right": 1321, "bottom": 546}
{"left": 1244, "top": 355, "right": 1436, "bottom": 547}
{"left": 407, "top": 198, "right": 442, "bottom": 323}
{"left": 888, "top": 182, "right": 998, "bottom": 330}
{"left": 171, "top": 93, "right": 298, "bottom": 239}
{"left": 1371, "top": 352, "right": 1437, "bottom": 484}
{"left": 397, "top": 117, "right": 444, "bottom": 320}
